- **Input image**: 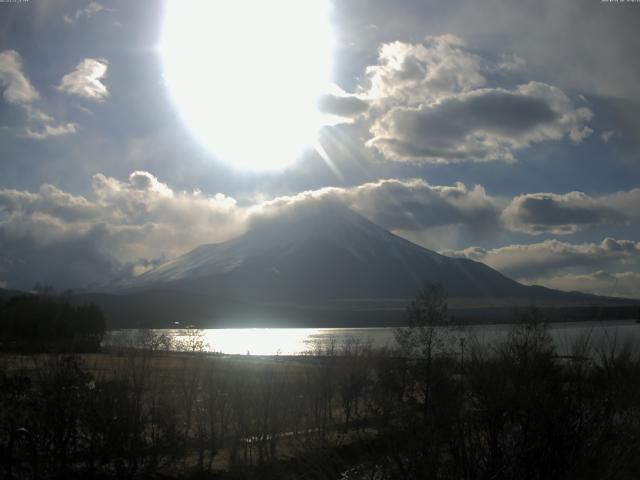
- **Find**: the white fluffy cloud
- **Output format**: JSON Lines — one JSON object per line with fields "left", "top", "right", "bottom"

{"left": 0, "top": 50, "right": 39, "bottom": 104}
{"left": 57, "top": 58, "right": 109, "bottom": 101}
{"left": 355, "top": 35, "right": 592, "bottom": 164}
{"left": 364, "top": 35, "right": 487, "bottom": 107}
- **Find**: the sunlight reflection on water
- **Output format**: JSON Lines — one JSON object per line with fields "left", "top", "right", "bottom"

{"left": 104, "top": 320, "right": 640, "bottom": 356}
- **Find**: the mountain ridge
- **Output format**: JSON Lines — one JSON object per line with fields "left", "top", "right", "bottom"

{"left": 117, "top": 202, "right": 624, "bottom": 309}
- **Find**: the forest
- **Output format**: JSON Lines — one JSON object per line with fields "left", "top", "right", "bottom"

{"left": 0, "top": 293, "right": 106, "bottom": 352}
{"left": 1, "top": 288, "right": 640, "bottom": 479}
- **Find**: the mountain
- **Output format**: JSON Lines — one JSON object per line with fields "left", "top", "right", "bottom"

{"left": 2, "top": 204, "right": 637, "bottom": 329}
{"left": 118, "top": 202, "right": 617, "bottom": 312}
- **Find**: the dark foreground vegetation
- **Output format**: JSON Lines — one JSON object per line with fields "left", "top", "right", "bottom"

{"left": 0, "top": 292, "right": 105, "bottom": 352}
{"left": 1, "top": 286, "right": 640, "bottom": 479}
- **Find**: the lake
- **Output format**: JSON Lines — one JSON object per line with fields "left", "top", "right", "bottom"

{"left": 104, "top": 320, "right": 640, "bottom": 356}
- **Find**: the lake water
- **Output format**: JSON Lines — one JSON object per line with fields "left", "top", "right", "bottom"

{"left": 104, "top": 320, "right": 640, "bottom": 356}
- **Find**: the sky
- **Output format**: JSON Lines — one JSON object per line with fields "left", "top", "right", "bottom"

{"left": 1, "top": 0, "right": 640, "bottom": 298}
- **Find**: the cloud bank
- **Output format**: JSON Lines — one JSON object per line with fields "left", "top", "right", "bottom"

{"left": 443, "top": 238, "right": 640, "bottom": 279}
{"left": 502, "top": 189, "right": 639, "bottom": 235}
{"left": 349, "top": 35, "right": 593, "bottom": 164}
{"left": 0, "top": 172, "right": 240, "bottom": 288}
{"left": 540, "top": 271, "right": 640, "bottom": 299}
{"left": 1, "top": 171, "right": 639, "bottom": 292}
{"left": 443, "top": 238, "right": 640, "bottom": 298}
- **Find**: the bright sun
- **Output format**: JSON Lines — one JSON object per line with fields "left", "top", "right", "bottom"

{"left": 161, "top": 0, "right": 334, "bottom": 170}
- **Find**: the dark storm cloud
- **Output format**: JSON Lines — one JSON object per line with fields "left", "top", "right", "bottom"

{"left": 502, "top": 191, "right": 627, "bottom": 235}
{"left": 369, "top": 86, "right": 570, "bottom": 163}
{"left": 373, "top": 87, "right": 590, "bottom": 163}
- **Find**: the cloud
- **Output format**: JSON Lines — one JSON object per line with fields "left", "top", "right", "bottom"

{"left": 443, "top": 238, "right": 640, "bottom": 298}
{"left": 19, "top": 105, "right": 79, "bottom": 140}
{"left": 443, "top": 238, "right": 640, "bottom": 279}
{"left": 23, "top": 105, "right": 53, "bottom": 123}
{"left": 0, "top": 172, "right": 241, "bottom": 289}
{"left": 250, "top": 178, "right": 501, "bottom": 234}
{"left": 0, "top": 52, "right": 79, "bottom": 140}
{"left": 0, "top": 184, "right": 100, "bottom": 222}
{"left": 539, "top": 271, "right": 640, "bottom": 299}
{"left": 363, "top": 35, "right": 487, "bottom": 107}
{"left": 502, "top": 191, "right": 628, "bottom": 235}
{"left": 345, "top": 179, "right": 500, "bottom": 232}
{"left": 57, "top": 58, "right": 109, "bottom": 101}
{"left": 603, "top": 188, "right": 640, "bottom": 220}
{"left": 367, "top": 82, "right": 592, "bottom": 164}
{"left": 63, "top": 1, "right": 105, "bottom": 24}
{"left": 1, "top": 171, "right": 639, "bottom": 290}
{"left": 317, "top": 93, "right": 369, "bottom": 119}
{"left": 354, "top": 35, "right": 592, "bottom": 164}
{"left": 22, "top": 123, "right": 79, "bottom": 140}
{"left": 447, "top": 0, "right": 640, "bottom": 101}
{"left": 0, "top": 50, "right": 39, "bottom": 104}
{"left": 334, "top": 1, "right": 640, "bottom": 101}
{"left": 0, "top": 173, "right": 504, "bottom": 288}
{"left": 601, "top": 130, "right": 616, "bottom": 143}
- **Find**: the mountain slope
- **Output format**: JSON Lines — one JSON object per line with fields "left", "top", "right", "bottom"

{"left": 121, "top": 202, "right": 590, "bottom": 306}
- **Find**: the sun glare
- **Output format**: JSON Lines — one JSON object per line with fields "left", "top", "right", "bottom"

{"left": 161, "top": 0, "right": 334, "bottom": 170}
